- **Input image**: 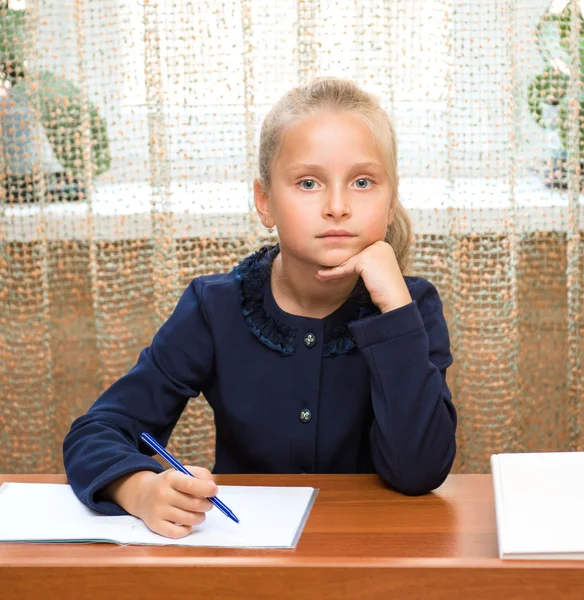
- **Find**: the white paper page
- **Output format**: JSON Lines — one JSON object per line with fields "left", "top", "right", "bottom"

{"left": 0, "top": 483, "right": 137, "bottom": 542}
{"left": 492, "top": 452, "right": 584, "bottom": 557}
{"left": 0, "top": 483, "right": 317, "bottom": 548}
{"left": 127, "top": 486, "right": 316, "bottom": 547}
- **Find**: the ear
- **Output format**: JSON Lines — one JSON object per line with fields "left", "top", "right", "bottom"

{"left": 254, "top": 178, "right": 275, "bottom": 228}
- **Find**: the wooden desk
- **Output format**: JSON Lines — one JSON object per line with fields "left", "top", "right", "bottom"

{"left": 1, "top": 473, "right": 583, "bottom": 599}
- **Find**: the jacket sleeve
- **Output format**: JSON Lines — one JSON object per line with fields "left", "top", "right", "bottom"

{"left": 348, "top": 278, "right": 456, "bottom": 495}
{"left": 63, "top": 278, "right": 214, "bottom": 515}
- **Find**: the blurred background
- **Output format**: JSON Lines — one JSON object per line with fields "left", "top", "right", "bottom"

{"left": 1, "top": 0, "right": 583, "bottom": 474}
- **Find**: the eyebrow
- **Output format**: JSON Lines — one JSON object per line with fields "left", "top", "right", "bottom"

{"left": 284, "top": 161, "right": 384, "bottom": 172}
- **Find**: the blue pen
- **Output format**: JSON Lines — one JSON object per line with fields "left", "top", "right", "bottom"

{"left": 139, "top": 432, "right": 239, "bottom": 524}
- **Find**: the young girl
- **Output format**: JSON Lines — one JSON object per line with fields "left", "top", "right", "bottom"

{"left": 63, "top": 76, "right": 456, "bottom": 539}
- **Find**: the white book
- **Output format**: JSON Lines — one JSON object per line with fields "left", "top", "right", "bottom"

{"left": 0, "top": 482, "right": 317, "bottom": 548}
{"left": 491, "top": 452, "right": 584, "bottom": 560}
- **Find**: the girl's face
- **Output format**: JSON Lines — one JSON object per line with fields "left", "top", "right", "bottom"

{"left": 255, "top": 111, "right": 394, "bottom": 269}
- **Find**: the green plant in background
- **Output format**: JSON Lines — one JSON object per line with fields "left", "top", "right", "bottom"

{"left": 0, "top": 4, "right": 111, "bottom": 184}
{"left": 36, "top": 71, "right": 111, "bottom": 178}
{"left": 527, "top": 3, "right": 584, "bottom": 187}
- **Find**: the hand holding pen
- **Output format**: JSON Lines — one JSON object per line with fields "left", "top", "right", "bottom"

{"left": 105, "top": 433, "right": 238, "bottom": 540}
{"left": 139, "top": 433, "right": 238, "bottom": 524}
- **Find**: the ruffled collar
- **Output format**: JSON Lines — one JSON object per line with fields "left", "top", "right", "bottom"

{"left": 233, "top": 244, "right": 379, "bottom": 357}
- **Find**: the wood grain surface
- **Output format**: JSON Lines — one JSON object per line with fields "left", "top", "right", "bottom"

{"left": 1, "top": 473, "right": 582, "bottom": 599}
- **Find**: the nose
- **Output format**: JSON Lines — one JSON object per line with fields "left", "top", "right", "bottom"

{"left": 323, "top": 185, "right": 351, "bottom": 219}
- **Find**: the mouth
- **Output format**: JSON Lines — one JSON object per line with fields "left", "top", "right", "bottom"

{"left": 317, "top": 230, "right": 356, "bottom": 239}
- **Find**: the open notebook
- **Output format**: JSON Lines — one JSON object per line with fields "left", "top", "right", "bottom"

{"left": 0, "top": 482, "right": 317, "bottom": 548}
{"left": 491, "top": 452, "right": 584, "bottom": 560}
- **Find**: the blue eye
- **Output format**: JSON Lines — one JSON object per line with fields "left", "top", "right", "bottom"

{"left": 299, "top": 179, "right": 318, "bottom": 190}
{"left": 354, "top": 178, "right": 373, "bottom": 189}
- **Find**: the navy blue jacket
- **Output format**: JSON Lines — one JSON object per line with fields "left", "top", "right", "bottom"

{"left": 63, "top": 244, "right": 456, "bottom": 515}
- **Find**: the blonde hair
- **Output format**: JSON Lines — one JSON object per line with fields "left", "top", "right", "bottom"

{"left": 258, "top": 76, "right": 412, "bottom": 273}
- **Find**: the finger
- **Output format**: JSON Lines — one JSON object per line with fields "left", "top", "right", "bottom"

{"left": 164, "top": 506, "right": 207, "bottom": 528}
{"left": 169, "top": 488, "right": 214, "bottom": 513}
{"left": 149, "top": 520, "right": 193, "bottom": 540}
{"left": 316, "top": 269, "right": 346, "bottom": 279}
{"left": 316, "top": 257, "right": 357, "bottom": 279}
{"left": 185, "top": 465, "right": 214, "bottom": 481}
{"left": 316, "top": 265, "right": 353, "bottom": 279}
{"left": 169, "top": 471, "right": 218, "bottom": 498}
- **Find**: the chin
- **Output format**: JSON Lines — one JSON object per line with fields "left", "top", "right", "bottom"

{"left": 313, "top": 248, "right": 356, "bottom": 268}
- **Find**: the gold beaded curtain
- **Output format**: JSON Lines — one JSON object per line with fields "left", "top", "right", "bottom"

{"left": 1, "top": 0, "right": 583, "bottom": 473}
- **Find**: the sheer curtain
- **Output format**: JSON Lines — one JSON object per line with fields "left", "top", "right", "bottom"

{"left": 1, "top": 0, "right": 581, "bottom": 473}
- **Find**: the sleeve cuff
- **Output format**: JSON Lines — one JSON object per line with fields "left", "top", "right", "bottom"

{"left": 349, "top": 301, "right": 424, "bottom": 348}
{"left": 82, "top": 456, "right": 165, "bottom": 516}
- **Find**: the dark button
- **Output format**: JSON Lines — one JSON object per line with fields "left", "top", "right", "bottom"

{"left": 303, "top": 332, "right": 316, "bottom": 348}
{"left": 299, "top": 409, "right": 312, "bottom": 423}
